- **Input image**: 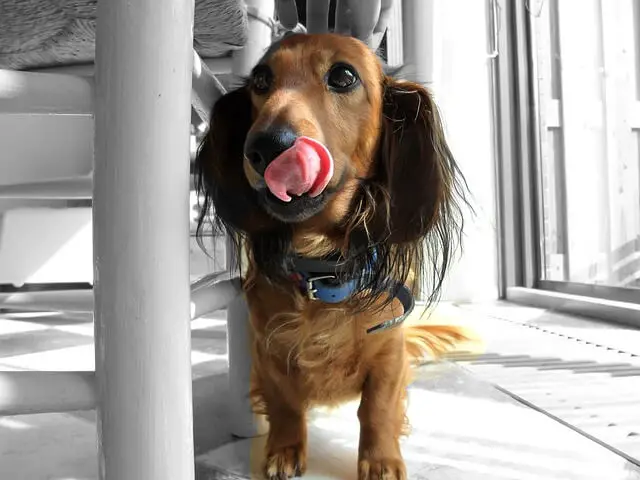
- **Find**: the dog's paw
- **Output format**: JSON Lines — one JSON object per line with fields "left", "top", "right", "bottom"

{"left": 358, "top": 455, "right": 407, "bottom": 480}
{"left": 264, "top": 444, "right": 307, "bottom": 479}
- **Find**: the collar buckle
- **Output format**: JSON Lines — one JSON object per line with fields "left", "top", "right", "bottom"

{"left": 305, "top": 275, "right": 336, "bottom": 301}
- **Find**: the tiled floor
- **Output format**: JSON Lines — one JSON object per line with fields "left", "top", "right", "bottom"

{"left": 1, "top": 303, "right": 640, "bottom": 479}
{"left": 0, "top": 310, "right": 234, "bottom": 480}
{"left": 451, "top": 302, "right": 640, "bottom": 461}
{"left": 198, "top": 363, "right": 640, "bottom": 480}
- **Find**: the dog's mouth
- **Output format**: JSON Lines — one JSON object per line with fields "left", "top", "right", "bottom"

{"left": 260, "top": 179, "right": 348, "bottom": 224}
{"left": 258, "top": 189, "right": 330, "bottom": 223}
{"left": 253, "top": 136, "right": 337, "bottom": 223}
{"left": 263, "top": 136, "right": 334, "bottom": 202}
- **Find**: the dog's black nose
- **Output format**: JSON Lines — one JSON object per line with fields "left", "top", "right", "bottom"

{"left": 244, "top": 126, "right": 297, "bottom": 176}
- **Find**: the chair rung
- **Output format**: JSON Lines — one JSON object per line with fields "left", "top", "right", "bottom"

{"left": 0, "top": 289, "right": 93, "bottom": 313}
{"left": 0, "top": 176, "right": 92, "bottom": 199}
{"left": 0, "top": 277, "right": 242, "bottom": 318}
{"left": 0, "top": 70, "right": 93, "bottom": 115}
{"left": 0, "top": 371, "right": 96, "bottom": 416}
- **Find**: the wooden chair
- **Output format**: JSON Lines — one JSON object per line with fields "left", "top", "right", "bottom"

{"left": 0, "top": 1, "right": 430, "bottom": 478}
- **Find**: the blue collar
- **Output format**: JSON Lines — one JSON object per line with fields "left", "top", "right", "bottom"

{"left": 293, "top": 271, "right": 360, "bottom": 303}
{"left": 289, "top": 252, "right": 415, "bottom": 334}
{"left": 290, "top": 251, "right": 375, "bottom": 303}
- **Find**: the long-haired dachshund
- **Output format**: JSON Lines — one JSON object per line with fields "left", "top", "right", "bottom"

{"left": 195, "top": 33, "right": 469, "bottom": 480}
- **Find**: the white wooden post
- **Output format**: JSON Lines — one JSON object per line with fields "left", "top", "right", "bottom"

{"left": 306, "top": 0, "right": 330, "bottom": 34}
{"left": 226, "top": 0, "right": 274, "bottom": 439}
{"left": 385, "top": 0, "right": 404, "bottom": 68}
{"left": 402, "top": 0, "right": 435, "bottom": 85}
{"left": 349, "top": 0, "right": 381, "bottom": 47}
{"left": 93, "top": 0, "right": 195, "bottom": 479}
{"left": 232, "top": 0, "right": 276, "bottom": 77}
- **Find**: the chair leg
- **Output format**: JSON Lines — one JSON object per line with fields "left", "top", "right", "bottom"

{"left": 402, "top": 0, "right": 436, "bottom": 85}
{"left": 232, "top": 0, "right": 276, "bottom": 77}
{"left": 93, "top": 0, "right": 195, "bottom": 478}
{"left": 225, "top": 0, "right": 275, "bottom": 439}
{"left": 226, "top": 293, "right": 269, "bottom": 437}
{"left": 224, "top": 234, "right": 268, "bottom": 437}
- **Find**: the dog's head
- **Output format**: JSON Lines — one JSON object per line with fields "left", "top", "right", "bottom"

{"left": 196, "top": 34, "right": 467, "bottom": 304}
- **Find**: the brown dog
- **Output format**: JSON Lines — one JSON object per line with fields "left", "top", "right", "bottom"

{"left": 195, "top": 33, "right": 469, "bottom": 480}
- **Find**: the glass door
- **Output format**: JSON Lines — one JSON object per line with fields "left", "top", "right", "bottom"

{"left": 531, "top": 0, "right": 640, "bottom": 292}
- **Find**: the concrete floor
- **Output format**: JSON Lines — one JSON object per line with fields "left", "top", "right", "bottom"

{"left": 1, "top": 303, "right": 640, "bottom": 479}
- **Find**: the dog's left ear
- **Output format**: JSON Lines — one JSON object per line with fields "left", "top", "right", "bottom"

{"left": 195, "top": 86, "right": 277, "bottom": 235}
{"left": 372, "top": 78, "right": 464, "bottom": 244}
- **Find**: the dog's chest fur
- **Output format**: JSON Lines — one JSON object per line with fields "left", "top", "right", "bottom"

{"left": 245, "top": 277, "right": 398, "bottom": 407}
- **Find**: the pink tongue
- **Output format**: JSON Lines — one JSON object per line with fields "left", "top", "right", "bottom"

{"left": 263, "top": 136, "right": 334, "bottom": 202}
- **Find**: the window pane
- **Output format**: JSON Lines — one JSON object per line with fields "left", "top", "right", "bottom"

{"left": 532, "top": 0, "right": 640, "bottom": 289}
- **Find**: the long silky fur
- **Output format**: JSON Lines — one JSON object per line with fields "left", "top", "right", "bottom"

{"left": 193, "top": 79, "right": 296, "bottom": 288}
{"left": 194, "top": 69, "right": 472, "bottom": 326}
{"left": 317, "top": 78, "right": 471, "bottom": 316}
{"left": 192, "top": 37, "right": 479, "bottom": 480}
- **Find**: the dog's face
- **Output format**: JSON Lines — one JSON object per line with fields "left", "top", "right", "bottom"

{"left": 196, "top": 33, "right": 465, "bottom": 287}
{"left": 241, "top": 34, "right": 383, "bottom": 224}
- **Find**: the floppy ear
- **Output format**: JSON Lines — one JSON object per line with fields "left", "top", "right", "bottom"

{"left": 194, "top": 86, "right": 276, "bottom": 235}
{"left": 372, "top": 78, "right": 465, "bottom": 245}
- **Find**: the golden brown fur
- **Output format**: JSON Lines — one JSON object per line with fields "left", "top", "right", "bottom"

{"left": 195, "top": 33, "right": 470, "bottom": 479}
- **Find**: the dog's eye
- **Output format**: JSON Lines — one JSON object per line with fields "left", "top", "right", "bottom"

{"left": 327, "top": 63, "right": 360, "bottom": 92}
{"left": 251, "top": 65, "right": 272, "bottom": 94}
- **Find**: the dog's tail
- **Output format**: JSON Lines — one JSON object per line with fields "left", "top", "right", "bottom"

{"left": 403, "top": 310, "right": 484, "bottom": 364}
{"left": 404, "top": 324, "right": 471, "bottom": 362}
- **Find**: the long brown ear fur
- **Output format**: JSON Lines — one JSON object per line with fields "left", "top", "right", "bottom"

{"left": 195, "top": 86, "right": 296, "bottom": 281}
{"left": 345, "top": 78, "right": 469, "bottom": 309}
{"left": 374, "top": 78, "right": 465, "bottom": 245}
{"left": 195, "top": 86, "right": 277, "bottom": 238}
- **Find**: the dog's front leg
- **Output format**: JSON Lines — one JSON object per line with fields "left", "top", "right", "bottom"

{"left": 357, "top": 344, "right": 409, "bottom": 480}
{"left": 261, "top": 380, "right": 307, "bottom": 479}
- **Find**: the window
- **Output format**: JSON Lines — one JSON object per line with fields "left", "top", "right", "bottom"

{"left": 494, "top": 0, "right": 640, "bottom": 322}
{"left": 535, "top": 0, "right": 640, "bottom": 289}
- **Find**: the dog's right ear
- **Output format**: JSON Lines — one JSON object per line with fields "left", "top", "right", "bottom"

{"left": 195, "top": 86, "right": 276, "bottom": 236}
